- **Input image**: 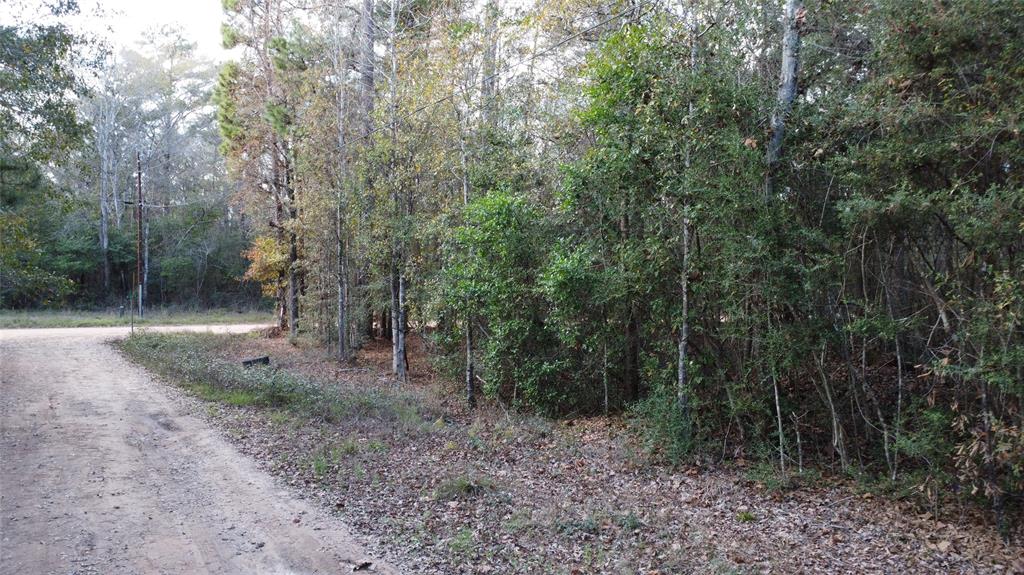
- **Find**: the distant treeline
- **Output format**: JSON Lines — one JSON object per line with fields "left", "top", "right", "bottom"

{"left": 2, "top": 24, "right": 261, "bottom": 310}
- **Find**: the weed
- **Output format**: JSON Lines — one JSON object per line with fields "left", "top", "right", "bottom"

{"left": 744, "top": 461, "right": 790, "bottom": 492}
{"left": 365, "top": 439, "right": 388, "bottom": 453}
{"left": 336, "top": 437, "right": 361, "bottom": 455}
{"left": 394, "top": 402, "right": 424, "bottom": 430}
{"left": 614, "top": 512, "right": 642, "bottom": 532}
{"left": 351, "top": 462, "right": 367, "bottom": 481}
{"left": 745, "top": 460, "right": 822, "bottom": 493}
{"left": 628, "top": 384, "right": 694, "bottom": 464}
{"left": 502, "top": 509, "right": 533, "bottom": 533}
{"left": 268, "top": 410, "right": 291, "bottom": 427}
{"left": 311, "top": 453, "right": 331, "bottom": 478}
{"left": 736, "top": 510, "right": 757, "bottom": 522}
{"left": 434, "top": 473, "right": 495, "bottom": 500}
{"left": 448, "top": 527, "right": 475, "bottom": 557}
{"left": 555, "top": 515, "right": 600, "bottom": 537}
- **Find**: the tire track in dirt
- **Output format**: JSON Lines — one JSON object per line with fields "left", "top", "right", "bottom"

{"left": 0, "top": 325, "right": 397, "bottom": 575}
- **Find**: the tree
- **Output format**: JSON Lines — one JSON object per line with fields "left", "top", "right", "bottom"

{"left": 0, "top": 1, "right": 86, "bottom": 306}
{"left": 217, "top": 0, "right": 301, "bottom": 333}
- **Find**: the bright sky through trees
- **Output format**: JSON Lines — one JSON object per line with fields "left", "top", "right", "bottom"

{"left": 4, "top": 0, "right": 230, "bottom": 60}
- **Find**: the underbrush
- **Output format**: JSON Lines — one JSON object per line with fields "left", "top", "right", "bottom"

{"left": 119, "top": 331, "right": 427, "bottom": 426}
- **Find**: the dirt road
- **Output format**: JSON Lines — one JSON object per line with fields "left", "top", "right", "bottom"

{"left": 0, "top": 325, "right": 398, "bottom": 575}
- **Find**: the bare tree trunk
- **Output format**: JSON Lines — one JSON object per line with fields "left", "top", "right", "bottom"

{"left": 765, "top": 0, "right": 803, "bottom": 198}
{"left": 331, "top": 23, "right": 351, "bottom": 362}
{"left": 676, "top": 8, "right": 701, "bottom": 426}
{"left": 459, "top": 126, "right": 475, "bottom": 407}
{"left": 286, "top": 172, "right": 299, "bottom": 337}
{"left": 480, "top": 0, "right": 498, "bottom": 123}
{"left": 350, "top": 0, "right": 376, "bottom": 347}
{"left": 390, "top": 269, "right": 400, "bottom": 366}
{"left": 337, "top": 209, "right": 349, "bottom": 362}
{"left": 99, "top": 171, "right": 111, "bottom": 295}
{"left": 360, "top": 0, "right": 376, "bottom": 138}
{"left": 816, "top": 346, "right": 848, "bottom": 470}
{"left": 624, "top": 312, "right": 640, "bottom": 402}
{"left": 387, "top": 0, "right": 408, "bottom": 382}
{"left": 287, "top": 232, "right": 299, "bottom": 336}
{"left": 397, "top": 273, "right": 407, "bottom": 380}
{"left": 271, "top": 157, "right": 289, "bottom": 332}
{"left": 773, "top": 371, "right": 786, "bottom": 473}
{"left": 465, "top": 315, "right": 475, "bottom": 407}
{"left": 108, "top": 135, "right": 122, "bottom": 228}
{"left": 677, "top": 219, "right": 690, "bottom": 420}
{"left": 96, "top": 100, "right": 112, "bottom": 296}
{"left": 602, "top": 341, "right": 609, "bottom": 414}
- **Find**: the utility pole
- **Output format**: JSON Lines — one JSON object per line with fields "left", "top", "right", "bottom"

{"left": 136, "top": 151, "right": 144, "bottom": 319}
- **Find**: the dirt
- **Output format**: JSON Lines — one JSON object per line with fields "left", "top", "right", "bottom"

{"left": 0, "top": 325, "right": 397, "bottom": 575}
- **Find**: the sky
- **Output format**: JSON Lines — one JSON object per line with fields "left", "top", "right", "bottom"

{"left": 69, "top": 0, "right": 229, "bottom": 61}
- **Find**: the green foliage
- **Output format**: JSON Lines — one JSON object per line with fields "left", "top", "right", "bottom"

{"left": 629, "top": 382, "right": 693, "bottom": 464}
{"left": 0, "top": 5, "right": 88, "bottom": 305}
{"left": 0, "top": 11, "right": 86, "bottom": 162}
{"left": 442, "top": 189, "right": 566, "bottom": 409}
{"left": 264, "top": 102, "right": 292, "bottom": 136}
{"left": 213, "top": 62, "right": 244, "bottom": 155}
{"left": 220, "top": 24, "right": 242, "bottom": 49}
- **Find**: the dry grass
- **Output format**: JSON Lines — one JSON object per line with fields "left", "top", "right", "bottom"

{"left": 0, "top": 308, "right": 273, "bottom": 329}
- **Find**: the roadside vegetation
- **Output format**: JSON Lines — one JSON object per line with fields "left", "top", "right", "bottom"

{"left": 0, "top": 308, "right": 273, "bottom": 329}
{"left": 120, "top": 331, "right": 1022, "bottom": 573}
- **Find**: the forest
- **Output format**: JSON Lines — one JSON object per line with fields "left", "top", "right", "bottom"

{"left": 2, "top": 14, "right": 258, "bottom": 310}
{"left": 3, "top": 0, "right": 1023, "bottom": 537}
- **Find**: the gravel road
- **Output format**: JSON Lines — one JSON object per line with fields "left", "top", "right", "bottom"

{"left": 0, "top": 325, "right": 397, "bottom": 575}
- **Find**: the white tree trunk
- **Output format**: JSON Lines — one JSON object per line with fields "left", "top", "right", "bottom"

{"left": 388, "top": 0, "right": 408, "bottom": 382}
{"left": 765, "top": 0, "right": 803, "bottom": 198}
{"left": 481, "top": 0, "right": 498, "bottom": 123}
{"left": 360, "top": 0, "right": 376, "bottom": 138}
{"left": 459, "top": 125, "right": 475, "bottom": 407}
{"left": 331, "top": 22, "right": 351, "bottom": 362}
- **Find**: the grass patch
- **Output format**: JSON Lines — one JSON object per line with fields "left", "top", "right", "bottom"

{"left": 118, "top": 332, "right": 427, "bottom": 427}
{"left": 736, "top": 510, "right": 757, "bottom": 523}
{"left": 555, "top": 515, "right": 600, "bottom": 537}
{"left": 744, "top": 461, "right": 823, "bottom": 493}
{"left": 268, "top": 410, "right": 293, "bottom": 427}
{"left": 614, "top": 512, "right": 642, "bottom": 532}
{"left": 188, "top": 382, "right": 264, "bottom": 406}
{"left": 0, "top": 308, "right": 272, "bottom": 329}
{"left": 434, "top": 473, "right": 496, "bottom": 501}
{"left": 447, "top": 527, "right": 476, "bottom": 558}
